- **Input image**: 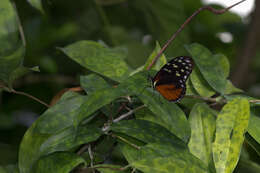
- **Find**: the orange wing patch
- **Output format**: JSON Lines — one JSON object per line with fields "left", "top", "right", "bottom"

{"left": 155, "top": 84, "right": 183, "bottom": 101}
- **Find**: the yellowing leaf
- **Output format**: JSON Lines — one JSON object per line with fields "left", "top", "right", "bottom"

{"left": 213, "top": 98, "right": 250, "bottom": 173}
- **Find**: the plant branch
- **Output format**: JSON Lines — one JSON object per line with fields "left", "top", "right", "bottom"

{"left": 88, "top": 145, "right": 95, "bottom": 173}
{"left": 249, "top": 99, "right": 260, "bottom": 104}
{"left": 91, "top": 165, "right": 131, "bottom": 171}
{"left": 112, "top": 134, "right": 141, "bottom": 150}
{"left": 146, "top": 0, "right": 247, "bottom": 70}
{"left": 113, "top": 105, "right": 146, "bottom": 123}
{"left": 186, "top": 95, "right": 218, "bottom": 103}
{"left": 77, "top": 144, "right": 89, "bottom": 155}
{"left": 186, "top": 95, "right": 260, "bottom": 104}
{"left": 10, "top": 89, "right": 50, "bottom": 108}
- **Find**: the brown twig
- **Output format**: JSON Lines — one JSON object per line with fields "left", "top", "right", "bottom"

{"left": 10, "top": 89, "right": 50, "bottom": 108}
{"left": 146, "top": 0, "right": 247, "bottom": 70}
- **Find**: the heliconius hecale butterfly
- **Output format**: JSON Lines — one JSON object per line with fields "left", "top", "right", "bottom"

{"left": 152, "top": 56, "right": 194, "bottom": 102}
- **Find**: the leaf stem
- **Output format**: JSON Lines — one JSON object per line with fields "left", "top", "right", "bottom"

{"left": 186, "top": 95, "right": 218, "bottom": 103}
{"left": 113, "top": 105, "right": 146, "bottom": 123}
{"left": 146, "top": 0, "right": 247, "bottom": 70}
{"left": 112, "top": 133, "right": 141, "bottom": 150}
{"left": 10, "top": 89, "right": 50, "bottom": 108}
{"left": 91, "top": 165, "right": 131, "bottom": 171}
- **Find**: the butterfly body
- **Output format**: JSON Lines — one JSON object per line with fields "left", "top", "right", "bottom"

{"left": 152, "top": 56, "right": 194, "bottom": 102}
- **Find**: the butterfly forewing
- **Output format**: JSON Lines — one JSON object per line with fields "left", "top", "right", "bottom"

{"left": 152, "top": 56, "right": 194, "bottom": 102}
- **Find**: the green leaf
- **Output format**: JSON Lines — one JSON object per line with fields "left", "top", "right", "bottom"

{"left": 39, "top": 125, "right": 102, "bottom": 156}
{"left": 34, "top": 92, "right": 87, "bottom": 134}
{"left": 185, "top": 43, "right": 227, "bottom": 94}
{"left": 130, "top": 41, "right": 167, "bottom": 76}
{"left": 32, "top": 152, "right": 86, "bottom": 173}
{"left": 224, "top": 94, "right": 259, "bottom": 107}
{"left": 18, "top": 92, "right": 97, "bottom": 173}
{"left": 95, "top": 164, "right": 123, "bottom": 173}
{"left": 0, "top": 0, "right": 20, "bottom": 54}
{"left": 224, "top": 80, "right": 243, "bottom": 95}
{"left": 0, "top": 164, "right": 19, "bottom": 173}
{"left": 248, "top": 113, "right": 260, "bottom": 145}
{"left": 9, "top": 65, "right": 39, "bottom": 85}
{"left": 190, "top": 67, "right": 215, "bottom": 97}
{"left": 111, "top": 119, "right": 186, "bottom": 148}
{"left": 60, "top": 40, "right": 130, "bottom": 82}
{"left": 122, "top": 143, "right": 208, "bottom": 173}
{"left": 235, "top": 158, "right": 260, "bottom": 173}
{"left": 245, "top": 133, "right": 260, "bottom": 157}
{"left": 80, "top": 74, "right": 110, "bottom": 94}
{"left": 212, "top": 98, "right": 250, "bottom": 173}
{"left": 216, "top": 54, "right": 229, "bottom": 78}
{"left": 0, "top": 46, "right": 25, "bottom": 86}
{"left": 133, "top": 0, "right": 189, "bottom": 57}
{"left": 188, "top": 103, "right": 216, "bottom": 171}
{"left": 27, "top": 0, "right": 44, "bottom": 13}
{"left": 143, "top": 41, "right": 167, "bottom": 71}
{"left": 120, "top": 71, "right": 190, "bottom": 142}
{"left": 74, "top": 87, "right": 126, "bottom": 127}
{"left": 138, "top": 89, "right": 190, "bottom": 142}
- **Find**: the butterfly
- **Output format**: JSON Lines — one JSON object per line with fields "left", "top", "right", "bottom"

{"left": 152, "top": 56, "right": 194, "bottom": 102}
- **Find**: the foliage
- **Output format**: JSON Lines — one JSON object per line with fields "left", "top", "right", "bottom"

{"left": 0, "top": 0, "right": 259, "bottom": 173}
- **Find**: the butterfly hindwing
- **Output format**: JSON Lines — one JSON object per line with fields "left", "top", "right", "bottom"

{"left": 152, "top": 56, "right": 194, "bottom": 102}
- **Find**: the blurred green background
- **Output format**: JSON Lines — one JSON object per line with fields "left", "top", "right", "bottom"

{"left": 0, "top": 0, "right": 259, "bottom": 168}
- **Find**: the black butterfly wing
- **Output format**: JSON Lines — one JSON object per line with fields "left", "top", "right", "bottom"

{"left": 152, "top": 56, "right": 194, "bottom": 102}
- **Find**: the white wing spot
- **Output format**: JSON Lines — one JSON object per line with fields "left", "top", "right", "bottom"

{"left": 163, "top": 68, "right": 171, "bottom": 73}
{"left": 173, "top": 64, "right": 178, "bottom": 68}
{"left": 176, "top": 72, "right": 181, "bottom": 76}
{"left": 178, "top": 60, "right": 182, "bottom": 63}
{"left": 181, "top": 69, "right": 184, "bottom": 72}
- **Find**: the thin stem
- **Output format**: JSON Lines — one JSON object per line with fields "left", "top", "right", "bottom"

{"left": 92, "top": 165, "right": 131, "bottom": 171}
{"left": 186, "top": 95, "right": 218, "bottom": 103}
{"left": 131, "top": 168, "right": 136, "bottom": 173}
{"left": 113, "top": 105, "right": 146, "bottom": 123}
{"left": 249, "top": 99, "right": 260, "bottom": 103}
{"left": 146, "top": 0, "right": 246, "bottom": 70}
{"left": 11, "top": 1, "right": 26, "bottom": 47}
{"left": 10, "top": 89, "right": 50, "bottom": 108}
{"left": 88, "top": 145, "right": 95, "bottom": 173}
{"left": 112, "top": 134, "right": 141, "bottom": 150}
{"left": 77, "top": 144, "right": 89, "bottom": 155}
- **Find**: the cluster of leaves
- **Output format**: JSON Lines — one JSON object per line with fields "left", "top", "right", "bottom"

{"left": 12, "top": 39, "right": 259, "bottom": 173}
{"left": 1, "top": 0, "right": 260, "bottom": 173}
